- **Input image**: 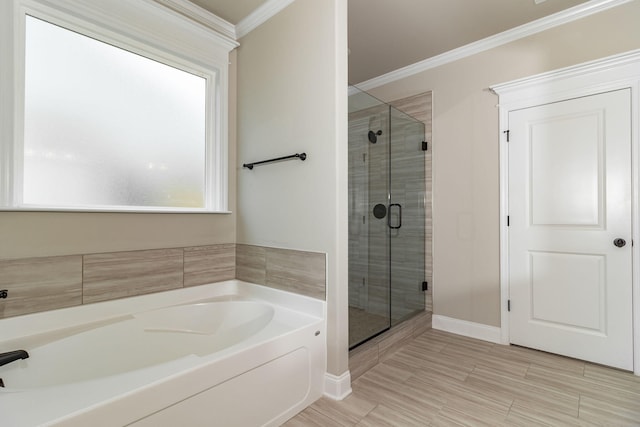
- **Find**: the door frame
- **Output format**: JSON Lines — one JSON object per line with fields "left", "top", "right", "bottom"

{"left": 491, "top": 49, "right": 640, "bottom": 375}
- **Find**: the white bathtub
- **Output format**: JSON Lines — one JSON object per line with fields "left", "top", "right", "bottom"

{"left": 0, "top": 280, "right": 326, "bottom": 426}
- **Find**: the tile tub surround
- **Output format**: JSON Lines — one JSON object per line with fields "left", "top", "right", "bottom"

{"left": 0, "top": 255, "right": 83, "bottom": 318}
{"left": 236, "top": 244, "right": 326, "bottom": 300}
{"left": 83, "top": 249, "right": 185, "bottom": 304}
{"left": 0, "top": 243, "right": 325, "bottom": 319}
{"left": 183, "top": 244, "right": 236, "bottom": 287}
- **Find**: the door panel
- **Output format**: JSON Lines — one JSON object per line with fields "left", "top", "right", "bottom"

{"left": 389, "top": 107, "right": 426, "bottom": 325}
{"left": 509, "top": 89, "right": 632, "bottom": 370}
{"left": 529, "top": 111, "right": 603, "bottom": 226}
{"left": 529, "top": 251, "right": 605, "bottom": 332}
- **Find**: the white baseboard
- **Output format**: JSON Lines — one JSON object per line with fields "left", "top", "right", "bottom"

{"left": 432, "top": 315, "right": 502, "bottom": 344}
{"left": 323, "top": 371, "right": 352, "bottom": 400}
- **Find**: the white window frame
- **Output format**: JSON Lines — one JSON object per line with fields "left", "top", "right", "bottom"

{"left": 0, "top": 0, "right": 237, "bottom": 213}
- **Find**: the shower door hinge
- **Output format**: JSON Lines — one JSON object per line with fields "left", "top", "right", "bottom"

{"left": 507, "top": 215, "right": 510, "bottom": 227}
{"left": 421, "top": 281, "right": 428, "bottom": 291}
{"left": 503, "top": 130, "right": 510, "bottom": 142}
{"left": 508, "top": 299, "right": 511, "bottom": 312}
{"left": 422, "top": 141, "right": 428, "bottom": 151}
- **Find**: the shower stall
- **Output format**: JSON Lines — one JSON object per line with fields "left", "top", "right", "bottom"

{"left": 348, "top": 85, "right": 427, "bottom": 349}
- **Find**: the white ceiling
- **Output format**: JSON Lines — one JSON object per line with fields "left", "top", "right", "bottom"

{"left": 187, "top": 0, "right": 590, "bottom": 83}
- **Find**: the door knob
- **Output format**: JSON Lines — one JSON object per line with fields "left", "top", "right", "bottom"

{"left": 614, "top": 238, "right": 626, "bottom": 248}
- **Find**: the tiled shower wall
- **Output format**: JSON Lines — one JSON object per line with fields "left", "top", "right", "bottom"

{"left": 0, "top": 243, "right": 325, "bottom": 319}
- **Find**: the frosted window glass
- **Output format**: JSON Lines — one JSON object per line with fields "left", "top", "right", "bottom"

{"left": 23, "top": 16, "right": 208, "bottom": 209}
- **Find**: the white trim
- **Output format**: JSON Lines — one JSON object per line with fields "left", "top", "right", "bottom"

{"left": 355, "top": 0, "right": 631, "bottom": 90}
{"left": 151, "top": 0, "right": 238, "bottom": 43}
{"left": 323, "top": 371, "right": 352, "bottom": 401}
{"left": 432, "top": 315, "right": 502, "bottom": 344}
{"left": 236, "top": 0, "right": 295, "bottom": 39}
{"left": 0, "top": 1, "right": 15, "bottom": 207}
{"left": 2, "top": 0, "right": 234, "bottom": 213}
{"left": 491, "top": 49, "right": 640, "bottom": 376}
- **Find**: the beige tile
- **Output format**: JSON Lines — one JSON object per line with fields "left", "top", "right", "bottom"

{"left": 352, "top": 364, "right": 442, "bottom": 423}
{"left": 183, "top": 244, "right": 235, "bottom": 287}
{"left": 352, "top": 376, "right": 440, "bottom": 425}
{"left": 578, "top": 395, "right": 640, "bottom": 425}
{"left": 583, "top": 363, "right": 640, "bottom": 390}
{"left": 290, "top": 329, "right": 640, "bottom": 426}
{"left": 433, "top": 396, "right": 509, "bottom": 427}
{"left": 356, "top": 404, "right": 430, "bottom": 427}
{"left": 423, "top": 328, "right": 494, "bottom": 353}
{"left": 402, "top": 343, "right": 476, "bottom": 373}
{"left": 83, "top": 249, "right": 183, "bottom": 303}
{"left": 466, "top": 365, "right": 580, "bottom": 417}
{"left": 407, "top": 331, "right": 447, "bottom": 353}
{"left": 309, "top": 395, "right": 376, "bottom": 426}
{"left": 390, "top": 350, "right": 473, "bottom": 383}
{"left": 235, "top": 244, "right": 266, "bottom": 284}
{"left": 377, "top": 319, "right": 414, "bottom": 361}
{"left": 349, "top": 342, "right": 379, "bottom": 381}
{"left": 281, "top": 407, "right": 344, "bottom": 427}
{"left": 506, "top": 400, "right": 598, "bottom": 426}
{"left": 526, "top": 364, "right": 640, "bottom": 410}
{"left": 489, "top": 343, "right": 586, "bottom": 375}
{"left": 409, "top": 310, "right": 432, "bottom": 338}
{"left": 0, "top": 256, "right": 82, "bottom": 318}
{"left": 441, "top": 341, "right": 530, "bottom": 378}
{"left": 361, "top": 362, "right": 414, "bottom": 385}
{"left": 407, "top": 373, "right": 512, "bottom": 412}
{"left": 349, "top": 306, "right": 389, "bottom": 347}
{"left": 265, "top": 247, "right": 325, "bottom": 300}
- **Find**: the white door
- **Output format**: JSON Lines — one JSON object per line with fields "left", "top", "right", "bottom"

{"left": 508, "top": 89, "right": 633, "bottom": 370}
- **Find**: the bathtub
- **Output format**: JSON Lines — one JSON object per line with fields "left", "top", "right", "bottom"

{"left": 0, "top": 280, "right": 326, "bottom": 426}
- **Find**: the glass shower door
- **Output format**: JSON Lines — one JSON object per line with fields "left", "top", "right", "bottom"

{"left": 348, "top": 86, "right": 426, "bottom": 349}
{"left": 389, "top": 107, "right": 426, "bottom": 325}
{"left": 348, "top": 87, "right": 391, "bottom": 348}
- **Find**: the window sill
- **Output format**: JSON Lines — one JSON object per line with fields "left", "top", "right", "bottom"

{"left": 0, "top": 207, "right": 232, "bottom": 214}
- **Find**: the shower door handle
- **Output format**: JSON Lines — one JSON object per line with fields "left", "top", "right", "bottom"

{"left": 388, "top": 203, "right": 402, "bottom": 229}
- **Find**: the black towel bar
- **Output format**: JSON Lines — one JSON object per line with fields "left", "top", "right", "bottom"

{"left": 243, "top": 153, "right": 306, "bottom": 170}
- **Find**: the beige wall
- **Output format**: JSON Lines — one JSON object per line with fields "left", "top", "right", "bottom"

{"left": 236, "top": 1, "right": 348, "bottom": 375}
{"left": 0, "top": 50, "right": 238, "bottom": 260}
{"left": 369, "top": 1, "right": 640, "bottom": 327}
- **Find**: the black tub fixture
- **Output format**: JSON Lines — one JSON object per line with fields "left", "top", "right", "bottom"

{"left": 243, "top": 152, "right": 307, "bottom": 170}
{"left": 0, "top": 350, "right": 29, "bottom": 367}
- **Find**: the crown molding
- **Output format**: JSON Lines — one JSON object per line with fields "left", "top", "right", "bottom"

{"left": 236, "top": 0, "right": 296, "bottom": 39}
{"left": 153, "top": 0, "right": 238, "bottom": 43}
{"left": 355, "top": 0, "right": 632, "bottom": 91}
{"left": 491, "top": 48, "right": 640, "bottom": 97}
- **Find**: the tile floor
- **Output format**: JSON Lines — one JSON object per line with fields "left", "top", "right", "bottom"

{"left": 284, "top": 329, "right": 640, "bottom": 426}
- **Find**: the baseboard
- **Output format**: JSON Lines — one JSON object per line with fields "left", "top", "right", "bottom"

{"left": 432, "top": 315, "right": 502, "bottom": 344}
{"left": 323, "top": 371, "right": 352, "bottom": 400}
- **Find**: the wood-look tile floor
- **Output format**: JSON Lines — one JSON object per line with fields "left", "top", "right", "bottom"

{"left": 284, "top": 329, "right": 640, "bottom": 426}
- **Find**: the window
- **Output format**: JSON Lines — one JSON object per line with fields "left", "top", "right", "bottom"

{"left": 1, "top": 1, "right": 235, "bottom": 212}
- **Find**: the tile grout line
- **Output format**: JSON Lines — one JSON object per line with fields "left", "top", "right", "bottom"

{"left": 577, "top": 394, "right": 582, "bottom": 420}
